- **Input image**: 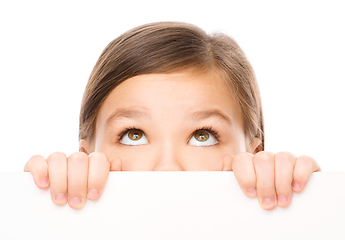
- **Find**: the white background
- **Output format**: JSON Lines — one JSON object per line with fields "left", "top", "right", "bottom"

{"left": 2, "top": 172, "right": 345, "bottom": 240}
{"left": 0, "top": 0, "right": 344, "bottom": 172}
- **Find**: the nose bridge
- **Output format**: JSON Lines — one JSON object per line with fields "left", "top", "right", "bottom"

{"left": 153, "top": 140, "right": 183, "bottom": 171}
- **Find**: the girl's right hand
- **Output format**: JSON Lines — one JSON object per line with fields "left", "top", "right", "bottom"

{"left": 24, "top": 152, "right": 122, "bottom": 209}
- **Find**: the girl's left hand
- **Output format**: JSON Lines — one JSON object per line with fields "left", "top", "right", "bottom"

{"left": 221, "top": 151, "right": 321, "bottom": 210}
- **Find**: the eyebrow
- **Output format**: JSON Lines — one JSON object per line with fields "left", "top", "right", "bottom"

{"left": 105, "top": 108, "right": 232, "bottom": 128}
{"left": 188, "top": 109, "right": 232, "bottom": 126}
{"left": 105, "top": 109, "right": 150, "bottom": 128}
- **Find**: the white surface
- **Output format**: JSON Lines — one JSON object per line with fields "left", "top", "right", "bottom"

{"left": 0, "top": 1, "right": 344, "bottom": 172}
{"left": 1, "top": 172, "right": 345, "bottom": 239}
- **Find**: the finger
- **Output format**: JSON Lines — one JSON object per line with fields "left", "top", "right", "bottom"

{"left": 87, "top": 152, "right": 110, "bottom": 200}
{"left": 232, "top": 152, "right": 257, "bottom": 198}
{"left": 24, "top": 155, "right": 49, "bottom": 189}
{"left": 274, "top": 152, "right": 296, "bottom": 208}
{"left": 292, "top": 155, "right": 321, "bottom": 193}
{"left": 221, "top": 154, "right": 233, "bottom": 171}
{"left": 253, "top": 151, "right": 277, "bottom": 210}
{"left": 110, "top": 157, "right": 122, "bottom": 171}
{"left": 67, "top": 152, "right": 89, "bottom": 209}
{"left": 47, "top": 152, "right": 68, "bottom": 205}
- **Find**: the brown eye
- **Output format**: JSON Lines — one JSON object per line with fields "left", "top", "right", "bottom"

{"left": 188, "top": 129, "right": 218, "bottom": 146}
{"left": 194, "top": 130, "right": 209, "bottom": 142}
{"left": 120, "top": 129, "right": 148, "bottom": 145}
{"left": 128, "top": 130, "right": 143, "bottom": 140}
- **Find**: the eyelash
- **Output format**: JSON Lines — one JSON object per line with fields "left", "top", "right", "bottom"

{"left": 118, "top": 127, "right": 139, "bottom": 141}
{"left": 117, "top": 126, "right": 220, "bottom": 143}
{"left": 191, "top": 126, "right": 220, "bottom": 142}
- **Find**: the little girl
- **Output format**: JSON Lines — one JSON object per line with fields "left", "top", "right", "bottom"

{"left": 24, "top": 21, "right": 321, "bottom": 211}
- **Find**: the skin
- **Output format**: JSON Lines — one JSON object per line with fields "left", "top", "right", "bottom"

{"left": 24, "top": 70, "right": 321, "bottom": 210}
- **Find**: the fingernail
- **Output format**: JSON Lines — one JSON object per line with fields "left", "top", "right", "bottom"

{"left": 55, "top": 193, "right": 66, "bottom": 201}
{"left": 40, "top": 178, "right": 48, "bottom": 186}
{"left": 263, "top": 198, "right": 275, "bottom": 206}
{"left": 247, "top": 188, "right": 256, "bottom": 194}
{"left": 293, "top": 182, "right": 300, "bottom": 190}
{"left": 88, "top": 189, "right": 99, "bottom": 199}
{"left": 69, "top": 197, "right": 81, "bottom": 205}
{"left": 278, "top": 195, "right": 288, "bottom": 203}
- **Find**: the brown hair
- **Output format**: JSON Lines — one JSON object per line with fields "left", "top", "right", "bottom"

{"left": 79, "top": 21, "right": 264, "bottom": 150}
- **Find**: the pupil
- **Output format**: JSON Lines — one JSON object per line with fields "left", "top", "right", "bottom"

{"left": 196, "top": 131, "right": 209, "bottom": 142}
{"left": 129, "top": 130, "right": 142, "bottom": 140}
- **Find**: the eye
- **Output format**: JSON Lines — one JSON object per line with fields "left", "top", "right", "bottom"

{"left": 120, "top": 129, "right": 149, "bottom": 146}
{"left": 188, "top": 129, "right": 218, "bottom": 147}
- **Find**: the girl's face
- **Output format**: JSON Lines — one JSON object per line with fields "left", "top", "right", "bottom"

{"left": 82, "top": 70, "right": 259, "bottom": 171}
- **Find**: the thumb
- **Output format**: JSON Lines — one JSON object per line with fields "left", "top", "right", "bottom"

{"left": 221, "top": 154, "right": 234, "bottom": 171}
{"left": 110, "top": 157, "right": 122, "bottom": 171}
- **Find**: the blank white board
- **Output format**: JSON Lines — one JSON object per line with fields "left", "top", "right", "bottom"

{"left": 1, "top": 172, "right": 344, "bottom": 239}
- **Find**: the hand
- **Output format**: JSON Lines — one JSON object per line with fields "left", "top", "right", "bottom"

{"left": 221, "top": 151, "right": 321, "bottom": 210}
{"left": 24, "top": 152, "right": 122, "bottom": 209}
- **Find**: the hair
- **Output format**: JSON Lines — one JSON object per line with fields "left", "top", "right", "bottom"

{"left": 79, "top": 21, "right": 264, "bottom": 150}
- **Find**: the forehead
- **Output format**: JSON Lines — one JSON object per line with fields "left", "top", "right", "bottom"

{"left": 96, "top": 70, "right": 243, "bottom": 130}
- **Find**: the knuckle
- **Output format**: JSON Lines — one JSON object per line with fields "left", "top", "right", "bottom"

{"left": 297, "top": 155, "right": 313, "bottom": 166}
{"left": 234, "top": 152, "right": 253, "bottom": 159}
{"left": 47, "top": 152, "right": 66, "bottom": 164}
{"left": 68, "top": 152, "right": 89, "bottom": 163}
{"left": 89, "top": 152, "right": 109, "bottom": 164}
{"left": 275, "top": 152, "right": 296, "bottom": 167}
{"left": 26, "top": 155, "right": 47, "bottom": 174}
{"left": 232, "top": 152, "right": 253, "bottom": 168}
{"left": 254, "top": 151, "right": 274, "bottom": 164}
{"left": 30, "top": 154, "right": 45, "bottom": 161}
{"left": 28, "top": 154, "right": 45, "bottom": 165}
{"left": 30, "top": 155, "right": 45, "bottom": 164}
{"left": 275, "top": 152, "right": 296, "bottom": 163}
{"left": 89, "top": 151, "right": 106, "bottom": 159}
{"left": 295, "top": 156, "right": 314, "bottom": 174}
{"left": 89, "top": 152, "right": 110, "bottom": 172}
